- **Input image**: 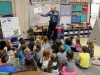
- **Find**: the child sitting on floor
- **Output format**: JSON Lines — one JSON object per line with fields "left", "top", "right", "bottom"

{"left": 52, "top": 39, "right": 62, "bottom": 53}
{"left": 18, "top": 44, "right": 26, "bottom": 69}
{"left": 28, "top": 35, "right": 35, "bottom": 51}
{"left": 24, "top": 48, "right": 38, "bottom": 71}
{"left": 18, "top": 38, "right": 26, "bottom": 51}
{"left": 71, "top": 38, "right": 82, "bottom": 52}
{"left": 42, "top": 36, "right": 49, "bottom": 49}
{"left": 40, "top": 49, "right": 50, "bottom": 71}
{"left": 5, "top": 39, "right": 15, "bottom": 51}
{"left": 48, "top": 53, "right": 62, "bottom": 75}
{"left": 75, "top": 46, "right": 90, "bottom": 69}
{"left": 69, "top": 36, "right": 74, "bottom": 46}
{"left": 87, "top": 40, "right": 94, "bottom": 58}
{"left": 64, "top": 38, "right": 71, "bottom": 52}
{"left": 62, "top": 50, "right": 77, "bottom": 75}
{"left": 18, "top": 38, "right": 23, "bottom": 49}
{"left": 0, "top": 54, "right": 16, "bottom": 73}
{"left": 58, "top": 36, "right": 64, "bottom": 45}
{"left": 57, "top": 45, "right": 66, "bottom": 66}
{"left": 34, "top": 43, "right": 44, "bottom": 68}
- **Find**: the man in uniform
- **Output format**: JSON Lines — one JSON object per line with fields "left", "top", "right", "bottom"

{"left": 39, "top": 5, "right": 60, "bottom": 41}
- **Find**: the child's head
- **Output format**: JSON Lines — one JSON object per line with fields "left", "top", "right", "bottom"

{"left": 55, "top": 39, "right": 62, "bottom": 46}
{"left": 87, "top": 40, "right": 94, "bottom": 49}
{"left": 24, "top": 48, "right": 31, "bottom": 55}
{"left": 65, "top": 38, "right": 71, "bottom": 46}
{"left": 20, "top": 39, "right": 26, "bottom": 45}
{"left": 35, "top": 38, "right": 41, "bottom": 44}
{"left": 66, "top": 50, "right": 74, "bottom": 61}
{"left": 20, "top": 44, "right": 27, "bottom": 51}
{"left": 48, "top": 53, "right": 62, "bottom": 73}
{"left": 35, "top": 43, "right": 41, "bottom": 52}
{"left": 19, "top": 38, "right": 23, "bottom": 43}
{"left": 51, "top": 53, "right": 59, "bottom": 62}
{"left": 82, "top": 46, "right": 88, "bottom": 53}
{"left": 58, "top": 35, "right": 63, "bottom": 40}
{"left": 76, "top": 38, "right": 80, "bottom": 44}
{"left": 69, "top": 36, "right": 73, "bottom": 40}
{"left": 25, "top": 56, "right": 37, "bottom": 71}
{"left": 59, "top": 45, "right": 65, "bottom": 53}
{"left": 43, "top": 49, "right": 50, "bottom": 60}
{"left": 43, "top": 36, "right": 48, "bottom": 43}
{"left": 1, "top": 54, "right": 10, "bottom": 64}
{"left": 30, "top": 35, "right": 35, "bottom": 41}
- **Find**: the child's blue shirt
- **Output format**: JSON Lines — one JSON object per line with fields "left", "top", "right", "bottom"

{"left": 0, "top": 65, "right": 16, "bottom": 73}
{"left": 64, "top": 44, "right": 71, "bottom": 52}
{"left": 18, "top": 50, "right": 25, "bottom": 63}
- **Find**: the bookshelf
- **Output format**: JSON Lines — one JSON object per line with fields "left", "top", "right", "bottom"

{"left": 64, "top": 28, "right": 92, "bottom": 38}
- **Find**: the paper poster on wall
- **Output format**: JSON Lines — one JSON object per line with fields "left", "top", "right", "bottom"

{"left": 60, "top": 4, "right": 72, "bottom": 16}
{"left": 0, "top": 17, "right": 22, "bottom": 38}
{"left": 33, "top": 7, "right": 42, "bottom": 14}
{"left": 82, "top": 6, "right": 88, "bottom": 14}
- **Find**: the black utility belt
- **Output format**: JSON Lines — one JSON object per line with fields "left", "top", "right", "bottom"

{"left": 49, "top": 21, "right": 57, "bottom": 23}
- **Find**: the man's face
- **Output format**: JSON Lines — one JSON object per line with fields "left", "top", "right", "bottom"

{"left": 51, "top": 6, "right": 56, "bottom": 12}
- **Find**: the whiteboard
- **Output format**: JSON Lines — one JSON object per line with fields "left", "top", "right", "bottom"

{"left": 60, "top": 16, "right": 71, "bottom": 29}
{"left": 29, "top": 4, "right": 60, "bottom": 26}
{"left": 29, "top": 4, "right": 72, "bottom": 26}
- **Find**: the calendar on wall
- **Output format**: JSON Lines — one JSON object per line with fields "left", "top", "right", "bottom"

{"left": 60, "top": 4, "right": 72, "bottom": 16}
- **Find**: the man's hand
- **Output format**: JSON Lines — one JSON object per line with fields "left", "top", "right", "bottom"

{"left": 38, "top": 13, "right": 40, "bottom": 15}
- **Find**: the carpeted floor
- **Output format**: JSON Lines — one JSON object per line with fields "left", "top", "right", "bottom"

{"left": 11, "top": 38, "right": 100, "bottom": 75}
{"left": 74, "top": 52, "right": 100, "bottom": 75}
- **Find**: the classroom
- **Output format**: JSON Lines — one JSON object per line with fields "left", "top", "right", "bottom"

{"left": 0, "top": 0, "right": 100, "bottom": 75}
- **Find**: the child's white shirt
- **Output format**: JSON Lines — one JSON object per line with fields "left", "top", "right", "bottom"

{"left": 3, "top": 47, "right": 7, "bottom": 54}
{"left": 40, "top": 57, "right": 50, "bottom": 70}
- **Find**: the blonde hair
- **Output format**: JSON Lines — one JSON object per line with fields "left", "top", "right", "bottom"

{"left": 59, "top": 45, "right": 65, "bottom": 53}
{"left": 43, "top": 49, "right": 50, "bottom": 60}
{"left": 24, "top": 48, "right": 31, "bottom": 55}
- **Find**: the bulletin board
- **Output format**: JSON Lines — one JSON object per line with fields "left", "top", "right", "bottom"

{"left": 0, "top": 17, "right": 22, "bottom": 39}
{"left": 0, "top": 1, "right": 12, "bottom": 14}
{"left": 72, "top": 4, "right": 88, "bottom": 23}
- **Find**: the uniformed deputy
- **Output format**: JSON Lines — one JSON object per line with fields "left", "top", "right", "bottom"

{"left": 39, "top": 5, "right": 60, "bottom": 41}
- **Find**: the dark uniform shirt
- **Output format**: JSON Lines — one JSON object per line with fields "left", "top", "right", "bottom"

{"left": 41, "top": 10, "right": 60, "bottom": 26}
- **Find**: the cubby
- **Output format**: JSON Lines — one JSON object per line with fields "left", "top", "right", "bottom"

{"left": 64, "top": 28, "right": 92, "bottom": 38}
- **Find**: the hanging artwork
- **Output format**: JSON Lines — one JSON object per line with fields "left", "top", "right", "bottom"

{"left": 82, "top": 6, "right": 88, "bottom": 14}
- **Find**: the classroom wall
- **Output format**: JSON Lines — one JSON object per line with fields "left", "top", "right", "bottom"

{"left": 0, "top": 0, "right": 90, "bottom": 39}
{"left": 0, "top": 0, "right": 29, "bottom": 39}
{"left": 12, "top": 0, "right": 29, "bottom": 39}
